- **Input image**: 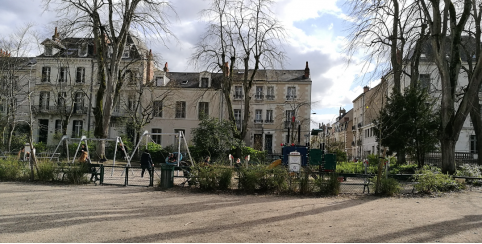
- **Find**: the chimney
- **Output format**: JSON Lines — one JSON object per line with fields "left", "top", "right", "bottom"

{"left": 163, "top": 62, "right": 169, "bottom": 72}
{"left": 363, "top": 86, "right": 369, "bottom": 93}
{"left": 224, "top": 62, "right": 230, "bottom": 77}
{"left": 52, "top": 27, "right": 60, "bottom": 41}
{"left": 145, "top": 49, "right": 154, "bottom": 83}
{"left": 304, "top": 61, "right": 310, "bottom": 79}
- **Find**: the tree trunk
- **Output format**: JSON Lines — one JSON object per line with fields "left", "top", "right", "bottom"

{"left": 470, "top": 103, "right": 482, "bottom": 165}
{"left": 441, "top": 139, "right": 456, "bottom": 174}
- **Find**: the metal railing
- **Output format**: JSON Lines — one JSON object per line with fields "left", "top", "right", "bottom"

{"left": 32, "top": 106, "right": 88, "bottom": 114}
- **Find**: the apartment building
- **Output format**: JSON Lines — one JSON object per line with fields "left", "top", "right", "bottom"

{"left": 353, "top": 37, "right": 478, "bottom": 158}
{"left": 13, "top": 29, "right": 312, "bottom": 154}
{"left": 352, "top": 82, "right": 389, "bottom": 159}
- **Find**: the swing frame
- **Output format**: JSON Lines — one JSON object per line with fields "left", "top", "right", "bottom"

{"left": 49, "top": 135, "right": 130, "bottom": 166}
{"left": 130, "top": 130, "right": 194, "bottom": 166}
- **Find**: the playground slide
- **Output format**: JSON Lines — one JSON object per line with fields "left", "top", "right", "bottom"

{"left": 267, "top": 159, "right": 282, "bottom": 169}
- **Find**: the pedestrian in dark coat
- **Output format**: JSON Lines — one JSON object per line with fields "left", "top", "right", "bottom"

{"left": 140, "top": 149, "right": 154, "bottom": 178}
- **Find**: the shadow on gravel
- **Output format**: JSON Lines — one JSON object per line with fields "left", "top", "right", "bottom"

{"left": 103, "top": 197, "right": 376, "bottom": 242}
{"left": 0, "top": 182, "right": 378, "bottom": 240}
{"left": 347, "top": 214, "right": 482, "bottom": 243}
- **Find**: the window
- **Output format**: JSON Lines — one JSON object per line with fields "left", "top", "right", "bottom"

{"left": 39, "top": 91, "right": 50, "bottom": 110}
{"left": 128, "top": 96, "right": 136, "bottom": 111}
{"left": 198, "top": 102, "right": 209, "bottom": 120}
{"left": 125, "top": 70, "right": 135, "bottom": 85}
{"left": 287, "top": 87, "right": 296, "bottom": 100}
{"left": 55, "top": 120, "right": 63, "bottom": 133}
{"left": 151, "top": 128, "right": 162, "bottom": 144}
{"left": 255, "top": 109, "right": 263, "bottom": 123}
{"left": 201, "top": 78, "right": 209, "bottom": 88}
{"left": 72, "top": 120, "right": 83, "bottom": 137}
{"left": 57, "top": 92, "right": 66, "bottom": 107}
{"left": 255, "top": 86, "right": 264, "bottom": 100}
{"left": 74, "top": 92, "right": 84, "bottom": 113}
{"left": 113, "top": 99, "right": 120, "bottom": 113}
{"left": 471, "top": 135, "right": 477, "bottom": 153}
{"left": 44, "top": 45, "right": 53, "bottom": 56}
{"left": 234, "top": 86, "right": 243, "bottom": 99}
{"left": 266, "top": 86, "right": 275, "bottom": 100}
{"left": 285, "top": 110, "right": 295, "bottom": 121}
{"left": 122, "top": 45, "right": 130, "bottom": 58}
{"left": 79, "top": 43, "right": 88, "bottom": 57}
{"left": 76, "top": 67, "right": 85, "bottom": 83}
{"left": 175, "top": 101, "right": 186, "bottom": 118}
{"left": 265, "top": 110, "right": 273, "bottom": 123}
{"left": 59, "top": 67, "right": 68, "bottom": 82}
{"left": 285, "top": 110, "right": 295, "bottom": 128}
{"left": 420, "top": 74, "right": 430, "bottom": 90}
{"left": 234, "top": 109, "right": 242, "bottom": 129}
{"left": 41, "top": 67, "right": 51, "bottom": 82}
{"left": 153, "top": 101, "right": 163, "bottom": 117}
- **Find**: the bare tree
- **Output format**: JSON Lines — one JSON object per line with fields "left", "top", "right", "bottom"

{"left": 192, "top": 0, "right": 287, "bottom": 146}
{"left": 45, "top": 0, "right": 175, "bottom": 157}
{"left": 461, "top": 2, "right": 482, "bottom": 165}
{"left": 0, "top": 24, "right": 39, "bottom": 153}
{"left": 419, "top": 0, "right": 482, "bottom": 174}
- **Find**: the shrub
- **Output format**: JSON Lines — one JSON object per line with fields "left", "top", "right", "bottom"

{"left": 36, "top": 160, "right": 57, "bottom": 182}
{"left": 0, "top": 158, "right": 29, "bottom": 181}
{"left": 413, "top": 166, "right": 465, "bottom": 194}
{"left": 367, "top": 154, "right": 380, "bottom": 166}
{"left": 218, "top": 168, "right": 233, "bottom": 190}
{"left": 241, "top": 147, "right": 267, "bottom": 164}
{"left": 195, "top": 165, "right": 233, "bottom": 191}
{"left": 315, "top": 173, "right": 340, "bottom": 195}
{"left": 238, "top": 167, "right": 259, "bottom": 193}
{"left": 334, "top": 149, "right": 347, "bottom": 162}
{"left": 64, "top": 163, "right": 89, "bottom": 184}
{"left": 34, "top": 142, "right": 48, "bottom": 153}
{"left": 389, "top": 163, "right": 418, "bottom": 174}
{"left": 456, "top": 164, "right": 482, "bottom": 178}
{"left": 372, "top": 175, "right": 401, "bottom": 196}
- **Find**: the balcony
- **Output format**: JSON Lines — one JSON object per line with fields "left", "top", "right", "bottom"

{"left": 254, "top": 119, "right": 263, "bottom": 124}
{"left": 264, "top": 119, "right": 274, "bottom": 123}
{"left": 233, "top": 94, "right": 244, "bottom": 100}
{"left": 32, "top": 106, "right": 88, "bottom": 115}
{"left": 266, "top": 95, "right": 275, "bottom": 100}
{"left": 286, "top": 95, "right": 297, "bottom": 100}
{"left": 254, "top": 94, "right": 264, "bottom": 100}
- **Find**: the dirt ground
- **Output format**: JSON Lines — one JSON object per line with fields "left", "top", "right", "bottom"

{"left": 1, "top": 182, "right": 482, "bottom": 243}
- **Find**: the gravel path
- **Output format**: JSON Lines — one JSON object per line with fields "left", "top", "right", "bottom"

{"left": 1, "top": 182, "right": 482, "bottom": 243}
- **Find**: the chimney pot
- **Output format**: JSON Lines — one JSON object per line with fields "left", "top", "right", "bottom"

{"left": 304, "top": 61, "right": 310, "bottom": 79}
{"left": 363, "top": 86, "right": 369, "bottom": 93}
{"left": 163, "top": 62, "right": 169, "bottom": 72}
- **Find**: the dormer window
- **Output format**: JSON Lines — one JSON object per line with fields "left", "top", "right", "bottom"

{"left": 79, "top": 43, "right": 88, "bottom": 57}
{"left": 122, "top": 45, "right": 130, "bottom": 58}
{"left": 200, "top": 78, "right": 209, "bottom": 88}
{"left": 45, "top": 46, "right": 53, "bottom": 56}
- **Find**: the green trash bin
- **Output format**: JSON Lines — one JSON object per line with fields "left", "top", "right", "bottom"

{"left": 160, "top": 164, "right": 175, "bottom": 188}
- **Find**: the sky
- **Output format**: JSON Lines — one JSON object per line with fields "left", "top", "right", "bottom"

{"left": 0, "top": 0, "right": 379, "bottom": 129}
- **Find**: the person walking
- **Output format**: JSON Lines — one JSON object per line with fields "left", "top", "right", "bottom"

{"left": 140, "top": 149, "right": 154, "bottom": 178}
